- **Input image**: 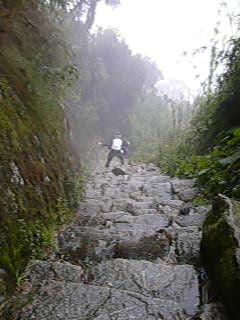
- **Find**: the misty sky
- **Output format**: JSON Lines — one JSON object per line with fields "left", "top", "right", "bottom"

{"left": 94, "top": 0, "right": 239, "bottom": 97}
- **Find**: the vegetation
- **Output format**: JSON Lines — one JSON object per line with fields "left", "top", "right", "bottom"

{"left": 0, "top": 0, "right": 85, "bottom": 294}
{"left": 126, "top": 7, "right": 240, "bottom": 202}
{"left": 155, "top": 37, "right": 240, "bottom": 201}
{"left": 122, "top": 4, "right": 240, "bottom": 203}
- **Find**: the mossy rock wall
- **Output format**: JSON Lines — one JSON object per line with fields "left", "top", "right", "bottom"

{"left": 0, "top": 1, "right": 80, "bottom": 293}
{"left": 202, "top": 196, "right": 240, "bottom": 319}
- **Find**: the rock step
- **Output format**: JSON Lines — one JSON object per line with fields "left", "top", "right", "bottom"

{"left": 15, "top": 162, "right": 228, "bottom": 319}
{"left": 91, "top": 258, "right": 200, "bottom": 317}
{"left": 21, "top": 281, "right": 187, "bottom": 320}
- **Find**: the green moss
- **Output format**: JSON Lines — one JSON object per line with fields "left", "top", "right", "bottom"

{"left": 0, "top": 3, "right": 83, "bottom": 295}
{"left": 192, "top": 196, "right": 208, "bottom": 206}
{"left": 202, "top": 198, "right": 240, "bottom": 319}
{"left": 217, "top": 248, "right": 238, "bottom": 291}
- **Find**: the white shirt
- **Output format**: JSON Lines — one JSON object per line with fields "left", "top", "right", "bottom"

{"left": 111, "top": 138, "right": 123, "bottom": 150}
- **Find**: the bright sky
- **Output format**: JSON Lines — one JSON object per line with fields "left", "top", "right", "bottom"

{"left": 94, "top": 0, "right": 239, "bottom": 98}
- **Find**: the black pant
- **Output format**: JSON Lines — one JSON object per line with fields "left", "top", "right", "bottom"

{"left": 105, "top": 150, "right": 124, "bottom": 167}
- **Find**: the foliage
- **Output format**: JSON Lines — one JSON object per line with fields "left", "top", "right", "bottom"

{"left": 157, "top": 124, "right": 240, "bottom": 200}
{"left": 157, "top": 102, "right": 240, "bottom": 201}
{"left": 151, "top": 19, "right": 240, "bottom": 202}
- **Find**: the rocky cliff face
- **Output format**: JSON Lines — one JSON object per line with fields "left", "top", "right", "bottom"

{"left": 4, "top": 159, "right": 228, "bottom": 319}
{"left": 0, "top": 1, "right": 78, "bottom": 295}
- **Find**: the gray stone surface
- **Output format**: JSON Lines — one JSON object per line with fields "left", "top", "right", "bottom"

{"left": 25, "top": 260, "right": 84, "bottom": 284}
{"left": 177, "top": 187, "right": 199, "bottom": 201}
{"left": 112, "top": 199, "right": 155, "bottom": 213}
{"left": 92, "top": 258, "right": 200, "bottom": 316}
{"left": 107, "top": 214, "right": 170, "bottom": 240}
{"left": 21, "top": 281, "right": 186, "bottom": 320}
{"left": 171, "top": 178, "right": 196, "bottom": 193}
{"left": 133, "top": 208, "right": 159, "bottom": 215}
{"left": 174, "top": 213, "right": 206, "bottom": 228}
{"left": 114, "top": 230, "right": 171, "bottom": 260}
{"left": 143, "top": 182, "right": 172, "bottom": 200}
{"left": 79, "top": 201, "right": 102, "bottom": 215}
{"left": 58, "top": 226, "right": 118, "bottom": 261}
{"left": 16, "top": 161, "right": 227, "bottom": 320}
{"left": 154, "top": 198, "right": 185, "bottom": 208}
{"left": 172, "top": 226, "right": 202, "bottom": 263}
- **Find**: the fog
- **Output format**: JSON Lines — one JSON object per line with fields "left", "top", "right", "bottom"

{"left": 94, "top": 0, "right": 240, "bottom": 97}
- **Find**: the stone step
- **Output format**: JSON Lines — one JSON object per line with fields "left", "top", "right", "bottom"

{"left": 107, "top": 213, "right": 170, "bottom": 240}
{"left": 112, "top": 199, "right": 156, "bottom": 213}
{"left": 20, "top": 280, "right": 187, "bottom": 320}
{"left": 24, "top": 260, "right": 85, "bottom": 284}
{"left": 58, "top": 226, "right": 118, "bottom": 262}
{"left": 9, "top": 161, "right": 227, "bottom": 320}
{"left": 91, "top": 258, "right": 200, "bottom": 317}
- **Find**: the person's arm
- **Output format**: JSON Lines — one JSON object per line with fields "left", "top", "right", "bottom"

{"left": 103, "top": 139, "right": 112, "bottom": 149}
{"left": 122, "top": 138, "right": 130, "bottom": 146}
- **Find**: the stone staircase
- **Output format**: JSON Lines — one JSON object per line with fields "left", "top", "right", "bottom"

{"left": 18, "top": 160, "right": 227, "bottom": 319}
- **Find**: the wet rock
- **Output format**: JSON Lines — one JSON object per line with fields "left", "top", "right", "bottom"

{"left": 58, "top": 226, "right": 118, "bottom": 262}
{"left": 177, "top": 188, "right": 199, "bottom": 202}
{"left": 20, "top": 281, "right": 186, "bottom": 320}
{"left": 169, "top": 226, "right": 202, "bottom": 263}
{"left": 171, "top": 178, "right": 196, "bottom": 193}
{"left": 148, "top": 175, "right": 170, "bottom": 184}
{"left": 101, "top": 199, "right": 113, "bottom": 213}
{"left": 108, "top": 214, "right": 170, "bottom": 240}
{"left": 128, "top": 191, "right": 153, "bottom": 202}
{"left": 175, "top": 213, "right": 206, "bottom": 228}
{"left": 179, "top": 207, "right": 191, "bottom": 215}
{"left": 9, "top": 162, "right": 228, "bottom": 320}
{"left": 171, "top": 179, "right": 198, "bottom": 201}
{"left": 111, "top": 167, "right": 126, "bottom": 176}
{"left": 128, "top": 191, "right": 143, "bottom": 201}
{"left": 155, "top": 198, "right": 185, "bottom": 208}
{"left": 114, "top": 230, "right": 171, "bottom": 260}
{"left": 92, "top": 258, "right": 199, "bottom": 317}
{"left": 143, "top": 182, "right": 172, "bottom": 200}
{"left": 112, "top": 199, "right": 155, "bottom": 213}
{"left": 24, "top": 260, "right": 84, "bottom": 284}
{"left": 101, "top": 211, "right": 130, "bottom": 222}
{"left": 124, "top": 181, "right": 144, "bottom": 193}
{"left": 133, "top": 208, "right": 159, "bottom": 215}
{"left": 126, "top": 200, "right": 156, "bottom": 214}
{"left": 158, "top": 205, "right": 179, "bottom": 217}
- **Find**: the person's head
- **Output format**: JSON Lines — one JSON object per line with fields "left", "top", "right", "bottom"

{"left": 115, "top": 131, "right": 122, "bottom": 138}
